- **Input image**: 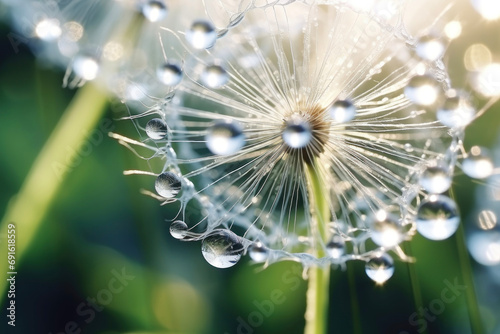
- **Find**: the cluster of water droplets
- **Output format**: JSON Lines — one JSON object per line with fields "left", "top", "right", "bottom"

{"left": 7, "top": 0, "right": 500, "bottom": 285}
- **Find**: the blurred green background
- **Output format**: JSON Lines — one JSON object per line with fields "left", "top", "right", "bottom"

{"left": 1, "top": 13, "right": 500, "bottom": 334}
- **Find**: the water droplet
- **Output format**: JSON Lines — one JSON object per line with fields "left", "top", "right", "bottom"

{"left": 437, "top": 91, "right": 476, "bottom": 128}
{"left": 248, "top": 241, "right": 269, "bottom": 262}
{"left": 329, "top": 99, "right": 356, "bottom": 123}
{"left": 478, "top": 210, "right": 497, "bottom": 230}
{"left": 155, "top": 172, "right": 182, "bottom": 198}
{"left": 463, "top": 146, "right": 494, "bottom": 179}
{"left": 419, "top": 162, "right": 451, "bottom": 194}
{"left": 170, "top": 220, "right": 188, "bottom": 239}
{"left": 142, "top": 0, "right": 168, "bottom": 22}
{"left": 416, "top": 195, "right": 460, "bottom": 240}
{"left": 404, "top": 143, "right": 414, "bottom": 152}
{"left": 369, "top": 211, "right": 404, "bottom": 248}
{"left": 404, "top": 75, "right": 440, "bottom": 106}
{"left": 201, "top": 230, "right": 243, "bottom": 268}
{"left": 201, "top": 64, "right": 229, "bottom": 88}
{"left": 326, "top": 235, "right": 345, "bottom": 259}
{"left": 416, "top": 35, "right": 445, "bottom": 62}
{"left": 471, "top": 0, "right": 500, "bottom": 20}
{"left": 365, "top": 253, "right": 394, "bottom": 284}
{"left": 35, "top": 18, "right": 62, "bottom": 41}
{"left": 471, "top": 63, "right": 500, "bottom": 97}
{"left": 468, "top": 231, "right": 500, "bottom": 265}
{"left": 186, "top": 20, "right": 217, "bottom": 49}
{"left": 146, "top": 118, "right": 168, "bottom": 140}
{"left": 206, "top": 120, "right": 245, "bottom": 155}
{"left": 282, "top": 113, "right": 312, "bottom": 148}
{"left": 73, "top": 54, "right": 99, "bottom": 81}
{"left": 157, "top": 62, "right": 182, "bottom": 86}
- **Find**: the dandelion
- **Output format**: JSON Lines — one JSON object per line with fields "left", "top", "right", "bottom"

{"left": 3, "top": 0, "right": 500, "bottom": 333}
{"left": 118, "top": 0, "right": 479, "bottom": 280}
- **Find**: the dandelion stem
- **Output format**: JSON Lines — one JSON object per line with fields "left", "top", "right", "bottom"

{"left": 455, "top": 223, "right": 484, "bottom": 334}
{"left": 304, "top": 160, "right": 330, "bottom": 334}
{"left": 0, "top": 83, "right": 108, "bottom": 300}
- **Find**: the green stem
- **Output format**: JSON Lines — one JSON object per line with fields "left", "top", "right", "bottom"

{"left": 405, "top": 243, "right": 427, "bottom": 334}
{"left": 304, "top": 160, "right": 330, "bottom": 334}
{"left": 455, "top": 223, "right": 484, "bottom": 334}
{"left": 449, "top": 189, "right": 484, "bottom": 334}
{"left": 0, "top": 84, "right": 108, "bottom": 300}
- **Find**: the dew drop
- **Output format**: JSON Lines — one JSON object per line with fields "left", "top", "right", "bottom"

{"left": 365, "top": 253, "right": 394, "bottom": 284}
{"left": 73, "top": 54, "right": 99, "bottom": 81}
{"left": 404, "top": 143, "right": 414, "bottom": 152}
{"left": 404, "top": 75, "right": 440, "bottom": 106}
{"left": 146, "top": 118, "right": 168, "bottom": 140}
{"left": 326, "top": 235, "right": 345, "bottom": 259}
{"left": 369, "top": 211, "right": 404, "bottom": 248}
{"left": 419, "top": 163, "right": 452, "bottom": 194}
{"left": 329, "top": 99, "right": 356, "bottom": 123}
{"left": 206, "top": 120, "right": 245, "bottom": 155}
{"left": 155, "top": 172, "right": 182, "bottom": 198}
{"left": 170, "top": 220, "right": 188, "bottom": 239}
{"left": 416, "top": 35, "right": 445, "bottom": 62}
{"left": 468, "top": 231, "right": 500, "bottom": 266}
{"left": 35, "top": 18, "right": 62, "bottom": 41}
{"left": 471, "top": 0, "right": 500, "bottom": 20}
{"left": 201, "top": 64, "right": 229, "bottom": 88}
{"left": 156, "top": 62, "right": 182, "bottom": 86}
{"left": 437, "top": 91, "right": 476, "bottom": 128}
{"left": 201, "top": 230, "right": 243, "bottom": 268}
{"left": 142, "top": 0, "right": 168, "bottom": 22}
{"left": 186, "top": 20, "right": 217, "bottom": 49}
{"left": 471, "top": 63, "right": 500, "bottom": 97}
{"left": 282, "top": 113, "right": 312, "bottom": 148}
{"left": 416, "top": 195, "right": 460, "bottom": 240}
{"left": 463, "top": 146, "right": 494, "bottom": 179}
{"left": 248, "top": 241, "right": 269, "bottom": 262}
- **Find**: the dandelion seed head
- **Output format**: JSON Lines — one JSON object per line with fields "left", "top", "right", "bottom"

{"left": 91, "top": 0, "right": 493, "bottom": 279}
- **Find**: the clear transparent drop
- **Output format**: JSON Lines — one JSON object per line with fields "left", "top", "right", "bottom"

{"left": 170, "top": 220, "right": 188, "bottom": 239}
{"left": 142, "top": 0, "right": 168, "bottom": 22}
{"left": 73, "top": 54, "right": 99, "bottom": 81}
{"left": 416, "top": 195, "right": 460, "bottom": 240}
{"left": 282, "top": 113, "right": 312, "bottom": 149}
{"left": 156, "top": 62, "right": 182, "bottom": 86}
{"left": 329, "top": 100, "right": 356, "bottom": 123}
{"left": 206, "top": 120, "right": 245, "bottom": 155}
{"left": 365, "top": 253, "right": 394, "bottom": 284}
{"left": 416, "top": 35, "right": 445, "bottom": 62}
{"left": 471, "top": 0, "right": 500, "bottom": 20}
{"left": 404, "top": 143, "right": 414, "bottom": 152}
{"left": 326, "top": 235, "right": 345, "bottom": 259}
{"left": 471, "top": 63, "right": 500, "bottom": 97}
{"left": 201, "top": 64, "right": 228, "bottom": 88}
{"left": 404, "top": 75, "right": 440, "bottom": 106}
{"left": 35, "top": 19, "right": 62, "bottom": 41}
{"left": 146, "top": 118, "right": 168, "bottom": 140}
{"left": 201, "top": 230, "right": 243, "bottom": 268}
{"left": 155, "top": 172, "right": 182, "bottom": 198}
{"left": 248, "top": 241, "right": 269, "bottom": 262}
{"left": 437, "top": 91, "right": 476, "bottom": 128}
{"left": 369, "top": 211, "right": 404, "bottom": 248}
{"left": 463, "top": 146, "right": 494, "bottom": 179}
{"left": 468, "top": 231, "right": 500, "bottom": 266}
{"left": 478, "top": 210, "right": 497, "bottom": 230}
{"left": 186, "top": 20, "right": 217, "bottom": 49}
{"left": 419, "top": 163, "right": 452, "bottom": 194}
